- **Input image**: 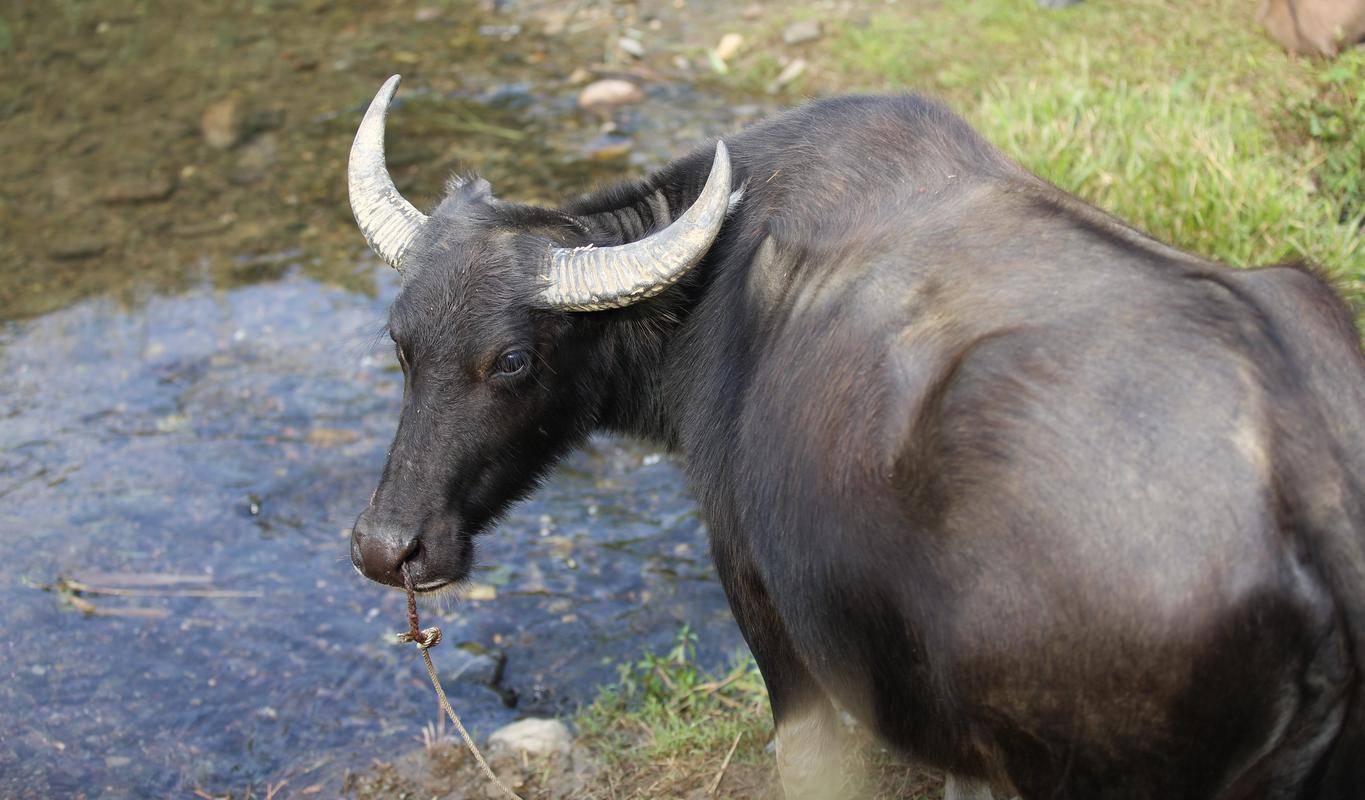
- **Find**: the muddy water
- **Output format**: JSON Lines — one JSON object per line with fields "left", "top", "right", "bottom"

{"left": 0, "top": 2, "right": 779, "bottom": 796}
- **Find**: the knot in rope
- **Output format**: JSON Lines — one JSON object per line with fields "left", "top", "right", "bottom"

{"left": 396, "top": 625, "right": 442, "bottom": 649}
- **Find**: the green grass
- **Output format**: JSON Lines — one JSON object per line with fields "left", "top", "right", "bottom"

{"left": 576, "top": 626, "right": 771, "bottom": 768}
{"left": 829, "top": 0, "right": 1294, "bottom": 99}
{"left": 977, "top": 70, "right": 1363, "bottom": 278}
{"left": 573, "top": 628, "right": 777, "bottom": 797}
{"left": 811, "top": 0, "right": 1364, "bottom": 308}
{"left": 1292, "top": 48, "right": 1365, "bottom": 229}
{"left": 574, "top": 628, "right": 941, "bottom": 798}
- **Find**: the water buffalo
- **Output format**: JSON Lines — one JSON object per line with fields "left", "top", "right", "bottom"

{"left": 345, "top": 75, "right": 1365, "bottom": 798}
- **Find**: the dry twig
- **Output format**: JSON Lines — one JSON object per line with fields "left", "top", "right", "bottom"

{"left": 707, "top": 731, "right": 744, "bottom": 796}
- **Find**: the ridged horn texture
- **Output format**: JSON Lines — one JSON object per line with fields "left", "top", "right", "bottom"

{"left": 538, "top": 140, "right": 733, "bottom": 311}
{"left": 348, "top": 74, "right": 428, "bottom": 272}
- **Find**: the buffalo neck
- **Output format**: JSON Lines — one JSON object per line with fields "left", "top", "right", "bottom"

{"left": 563, "top": 148, "right": 749, "bottom": 452}
{"left": 587, "top": 219, "right": 768, "bottom": 467}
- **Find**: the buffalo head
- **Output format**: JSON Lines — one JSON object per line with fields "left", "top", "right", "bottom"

{"left": 345, "top": 75, "right": 732, "bottom": 591}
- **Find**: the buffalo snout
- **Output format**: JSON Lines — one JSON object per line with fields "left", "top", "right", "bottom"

{"left": 349, "top": 510, "right": 412, "bottom": 584}
{"left": 350, "top": 513, "right": 418, "bottom": 588}
{"left": 350, "top": 508, "right": 467, "bottom": 592}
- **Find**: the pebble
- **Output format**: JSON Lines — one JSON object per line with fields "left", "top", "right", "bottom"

{"left": 172, "top": 213, "right": 236, "bottom": 239}
{"left": 583, "top": 134, "right": 633, "bottom": 161}
{"left": 487, "top": 718, "right": 573, "bottom": 757}
{"left": 544, "top": 536, "right": 575, "bottom": 558}
{"left": 577, "top": 79, "right": 644, "bottom": 109}
{"left": 101, "top": 174, "right": 177, "bottom": 205}
{"left": 567, "top": 67, "right": 593, "bottom": 84}
{"left": 414, "top": 6, "right": 441, "bottom": 21}
{"left": 770, "top": 57, "right": 808, "bottom": 92}
{"left": 478, "top": 23, "right": 521, "bottom": 40}
{"left": 539, "top": 9, "right": 570, "bottom": 35}
{"left": 714, "top": 32, "right": 744, "bottom": 61}
{"left": 287, "top": 55, "right": 318, "bottom": 72}
{"left": 201, "top": 96, "right": 243, "bottom": 149}
{"left": 231, "top": 132, "right": 279, "bottom": 186}
{"left": 49, "top": 237, "right": 108, "bottom": 261}
{"left": 617, "top": 36, "right": 645, "bottom": 58}
{"left": 782, "top": 19, "right": 823, "bottom": 45}
{"left": 304, "top": 426, "right": 359, "bottom": 447}
{"left": 451, "top": 645, "right": 507, "bottom": 687}
{"left": 465, "top": 583, "right": 497, "bottom": 601}
{"left": 742, "top": 4, "right": 763, "bottom": 18}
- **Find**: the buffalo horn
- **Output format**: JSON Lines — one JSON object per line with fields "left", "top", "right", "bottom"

{"left": 348, "top": 75, "right": 428, "bottom": 272}
{"left": 539, "top": 141, "right": 733, "bottom": 310}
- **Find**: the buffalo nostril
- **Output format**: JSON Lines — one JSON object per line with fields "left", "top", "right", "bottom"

{"left": 351, "top": 522, "right": 419, "bottom": 586}
{"left": 398, "top": 536, "right": 421, "bottom": 567}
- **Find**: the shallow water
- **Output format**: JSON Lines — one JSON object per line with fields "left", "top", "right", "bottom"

{"left": 0, "top": 1, "right": 777, "bottom": 795}
{"left": 0, "top": 273, "right": 743, "bottom": 797}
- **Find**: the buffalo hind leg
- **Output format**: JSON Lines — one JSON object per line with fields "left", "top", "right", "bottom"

{"left": 711, "top": 536, "right": 851, "bottom": 798}
{"left": 714, "top": 534, "right": 1000, "bottom": 798}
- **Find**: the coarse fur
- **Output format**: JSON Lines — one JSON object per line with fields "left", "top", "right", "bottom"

{"left": 348, "top": 94, "right": 1365, "bottom": 798}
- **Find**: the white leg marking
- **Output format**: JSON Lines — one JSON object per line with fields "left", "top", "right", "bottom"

{"left": 944, "top": 774, "right": 995, "bottom": 800}
{"left": 776, "top": 707, "right": 847, "bottom": 800}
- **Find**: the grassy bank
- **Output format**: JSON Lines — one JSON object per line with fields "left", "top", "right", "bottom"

{"left": 748, "top": 0, "right": 1364, "bottom": 314}
{"left": 574, "top": 629, "right": 778, "bottom": 798}
{"left": 572, "top": 630, "right": 941, "bottom": 799}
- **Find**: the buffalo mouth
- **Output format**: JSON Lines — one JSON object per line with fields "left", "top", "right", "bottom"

{"left": 405, "top": 533, "right": 475, "bottom": 594}
{"left": 413, "top": 577, "right": 455, "bottom": 592}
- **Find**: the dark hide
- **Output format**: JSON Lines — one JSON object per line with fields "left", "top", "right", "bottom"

{"left": 350, "top": 94, "right": 1365, "bottom": 798}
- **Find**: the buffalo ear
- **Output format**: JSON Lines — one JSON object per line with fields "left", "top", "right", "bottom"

{"left": 447, "top": 175, "right": 494, "bottom": 205}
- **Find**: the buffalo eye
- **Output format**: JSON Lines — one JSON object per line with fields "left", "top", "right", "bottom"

{"left": 493, "top": 349, "right": 530, "bottom": 377}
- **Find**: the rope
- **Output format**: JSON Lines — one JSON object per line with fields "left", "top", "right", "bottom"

{"left": 397, "top": 565, "right": 525, "bottom": 800}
